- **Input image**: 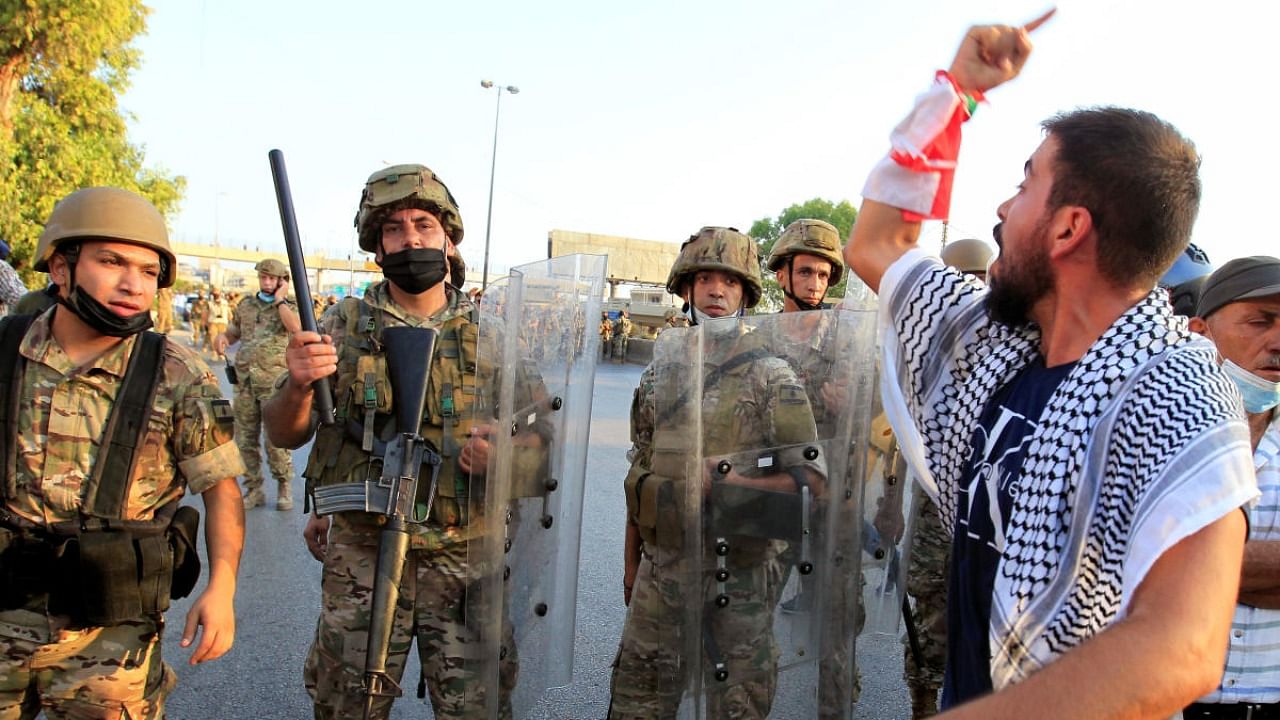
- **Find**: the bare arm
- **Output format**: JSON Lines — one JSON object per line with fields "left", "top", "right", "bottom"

{"left": 624, "top": 521, "right": 641, "bottom": 606}
{"left": 181, "top": 477, "right": 244, "bottom": 664}
{"left": 845, "top": 12, "right": 1052, "bottom": 292}
{"left": 939, "top": 508, "right": 1245, "bottom": 720}
{"left": 263, "top": 330, "right": 335, "bottom": 448}
{"left": 1239, "top": 539, "right": 1280, "bottom": 608}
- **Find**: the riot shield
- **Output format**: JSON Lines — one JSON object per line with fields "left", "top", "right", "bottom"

{"left": 464, "top": 253, "right": 606, "bottom": 718}
{"left": 623, "top": 304, "right": 877, "bottom": 720}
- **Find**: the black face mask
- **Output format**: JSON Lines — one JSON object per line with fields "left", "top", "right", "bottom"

{"left": 379, "top": 247, "right": 448, "bottom": 295}
{"left": 59, "top": 286, "right": 154, "bottom": 337}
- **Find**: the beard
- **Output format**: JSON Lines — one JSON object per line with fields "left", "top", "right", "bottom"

{"left": 985, "top": 219, "right": 1054, "bottom": 328}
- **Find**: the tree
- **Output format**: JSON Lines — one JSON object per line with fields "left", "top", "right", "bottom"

{"left": 0, "top": 0, "right": 184, "bottom": 286}
{"left": 749, "top": 198, "right": 858, "bottom": 311}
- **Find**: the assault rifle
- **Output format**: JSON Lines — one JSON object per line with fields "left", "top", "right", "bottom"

{"left": 346, "top": 326, "right": 441, "bottom": 718}
{"left": 267, "top": 149, "right": 335, "bottom": 426}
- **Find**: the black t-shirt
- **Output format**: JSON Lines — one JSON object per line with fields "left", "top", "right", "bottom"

{"left": 941, "top": 357, "right": 1076, "bottom": 708}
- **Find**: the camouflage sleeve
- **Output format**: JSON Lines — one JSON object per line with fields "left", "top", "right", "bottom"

{"left": 226, "top": 299, "right": 244, "bottom": 338}
{"left": 761, "top": 358, "right": 825, "bottom": 479}
{"left": 174, "top": 365, "right": 245, "bottom": 494}
{"left": 627, "top": 363, "right": 657, "bottom": 471}
{"left": 321, "top": 298, "right": 351, "bottom": 347}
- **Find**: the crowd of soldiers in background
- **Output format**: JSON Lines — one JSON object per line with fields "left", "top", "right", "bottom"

{"left": 152, "top": 287, "right": 339, "bottom": 354}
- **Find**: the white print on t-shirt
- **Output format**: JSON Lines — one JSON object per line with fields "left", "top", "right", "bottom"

{"left": 958, "top": 404, "right": 1036, "bottom": 554}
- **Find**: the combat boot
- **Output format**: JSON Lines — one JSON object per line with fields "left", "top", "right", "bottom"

{"left": 276, "top": 479, "right": 294, "bottom": 511}
{"left": 243, "top": 485, "right": 265, "bottom": 510}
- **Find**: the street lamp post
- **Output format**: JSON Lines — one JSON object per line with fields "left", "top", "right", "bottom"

{"left": 480, "top": 79, "right": 519, "bottom": 292}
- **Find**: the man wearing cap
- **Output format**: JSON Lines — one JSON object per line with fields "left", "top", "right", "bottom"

{"left": 0, "top": 187, "right": 244, "bottom": 717}
{"left": 844, "top": 14, "right": 1256, "bottom": 716}
{"left": 1185, "top": 256, "right": 1280, "bottom": 720}
{"left": 215, "top": 258, "right": 300, "bottom": 510}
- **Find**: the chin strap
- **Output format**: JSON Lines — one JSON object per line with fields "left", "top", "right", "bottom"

{"left": 781, "top": 259, "right": 825, "bottom": 312}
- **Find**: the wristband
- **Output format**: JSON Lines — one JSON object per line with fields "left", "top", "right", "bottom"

{"left": 861, "top": 70, "right": 984, "bottom": 222}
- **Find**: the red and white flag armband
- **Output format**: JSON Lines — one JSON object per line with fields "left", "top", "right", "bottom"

{"left": 861, "top": 71, "right": 983, "bottom": 222}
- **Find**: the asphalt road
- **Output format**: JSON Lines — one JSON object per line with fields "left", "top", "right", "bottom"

{"left": 158, "top": 338, "right": 913, "bottom": 719}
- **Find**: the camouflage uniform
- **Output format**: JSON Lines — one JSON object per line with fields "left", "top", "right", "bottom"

{"left": 188, "top": 295, "right": 208, "bottom": 349}
{"left": 207, "top": 294, "right": 230, "bottom": 360}
{"left": 600, "top": 316, "right": 613, "bottom": 359}
{"left": 0, "top": 309, "right": 243, "bottom": 719}
{"left": 610, "top": 327, "right": 822, "bottom": 720}
{"left": 301, "top": 282, "right": 523, "bottom": 720}
{"left": 611, "top": 314, "right": 632, "bottom": 362}
{"left": 10, "top": 287, "right": 58, "bottom": 317}
{"left": 227, "top": 293, "right": 296, "bottom": 509}
{"left": 154, "top": 287, "right": 174, "bottom": 334}
{"left": 903, "top": 485, "right": 948, "bottom": 718}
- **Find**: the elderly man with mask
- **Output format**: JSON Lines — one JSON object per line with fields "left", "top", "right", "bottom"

{"left": 1185, "top": 256, "right": 1280, "bottom": 720}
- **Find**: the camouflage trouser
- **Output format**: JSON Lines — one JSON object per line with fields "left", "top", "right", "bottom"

{"left": 817, "top": 514, "right": 865, "bottom": 720}
{"left": 601, "top": 335, "right": 612, "bottom": 359}
{"left": 154, "top": 310, "right": 173, "bottom": 335}
{"left": 612, "top": 335, "right": 628, "bottom": 362}
{"left": 207, "top": 322, "right": 227, "bottom": 359}
{"left": 0, "top": 608, "right": 174, "bottom": 720}
{"left": 234, "top": 380, "right": 294, "bottom": 493}
{"left": 903, "top": 491, "right": 949, "bottom": 719}
{"left": 609, "top": 552, "right": 782, "bottom": 720}
{"left": 304, "top": 541, "right": 516, "bottom": 720}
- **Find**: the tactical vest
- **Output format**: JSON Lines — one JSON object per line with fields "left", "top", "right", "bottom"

{"left": 628, "top": 335, "right": 806, "bottom": 565}
{"left": 0, "top": 314, "right": 203, "bottom": 624}
{"left": 303, "top": 296, "right": 490, "bottom": 539}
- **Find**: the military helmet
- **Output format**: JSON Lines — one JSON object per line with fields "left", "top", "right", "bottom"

{"left": 354, "top": 164, "right": 463, "bottom": 253}
{"left": 666, "top": 226, "right": 763, "bottom": 309}
{"left": 255, "top": 258, "right": 289, "bottom": 278}
{"left": 766, "top": 219, "right": 845, "bottom": 286}
{"left": 1160, "top": 243, "right": 1212, "bottom": 318}
{"left": 940, "top": 238, "right": 994, "bottom": 274}
{"left": 35, "top": 187, "right": 176, "bottom": 288}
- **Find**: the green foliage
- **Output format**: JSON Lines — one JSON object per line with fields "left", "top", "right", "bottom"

{"left": 0, "top": 0, "right": 185, "bottom": 287}
{"left": 750, "top": 198, "right": 858, "bottom": 312}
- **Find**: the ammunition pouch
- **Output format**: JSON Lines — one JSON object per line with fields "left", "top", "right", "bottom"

{"left": 626, "top": 469, "right": 683, "bottom": 551}
{"left": 0, "top": 507, "right": 202, "bottom": 626}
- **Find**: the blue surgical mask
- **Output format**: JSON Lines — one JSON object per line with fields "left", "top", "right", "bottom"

{"left": 1221, "top": 359, "right": 1280, "bottom": 413}
{"left": 257, "top": 291, "right": 275, "bottom": 303}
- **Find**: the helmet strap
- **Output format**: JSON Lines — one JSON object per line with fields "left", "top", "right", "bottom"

{"left": 782, "top": 259, "right": 824, "bottom": 312}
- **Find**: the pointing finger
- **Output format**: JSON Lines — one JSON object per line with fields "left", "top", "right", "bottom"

{"left": 1024, "top": 7, "right": 1056, "bottom": 33}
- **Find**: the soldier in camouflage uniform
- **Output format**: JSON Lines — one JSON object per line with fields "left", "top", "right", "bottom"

{"left": 214, "top": 258, "right": 301, "bottom": 511}
{"left": 896, "top": 237, "right": 992, "bottom": 718}
{"left": 764, "top": 219, "right": 866, "bottom": 718}
{"left": 611, "top": 309, "right": 632, "bottom": 362}
{"left": 206, "top": 289, "right": 231, "bottom": 361}
{"left": 661, "top": 307, "right": 690, "bottom": 332}
{"left": 0, "top": 187, "right": 245, "bottom": 719}
{"left": 265, "top": 164, "right": 535, "bottom": 720}
{"left": 610, "top": 226, "right": 825, "bottom": 719}
{"left": 154, "top": 286, "right": 174, "bottom": 334}
{"left": 600, "top": 311, "right": 613, "bottom": 359}
{"left": 188, "top": 290, "right": 208, "bottom": 349}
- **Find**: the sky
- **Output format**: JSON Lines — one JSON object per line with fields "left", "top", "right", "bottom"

{"left": 120, "top": 0, "right": 1275, "bottom": 281}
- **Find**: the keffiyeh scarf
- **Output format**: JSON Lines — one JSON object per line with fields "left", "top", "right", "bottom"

{"left": 879, "top": 250, "right": 1257, "bottom": 688}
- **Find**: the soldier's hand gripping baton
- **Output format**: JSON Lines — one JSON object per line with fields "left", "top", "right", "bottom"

{"left": 362, "top": 326, "right": 440, "bottom": 718}
{"left": 267, "top": 148, "right": 335, "bottom": 426}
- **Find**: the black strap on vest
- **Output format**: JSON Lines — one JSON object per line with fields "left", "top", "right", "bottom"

{"left": 0, "top": 314, "right": 36, "bottom": 503}
{"left": 83, "top": 331, "right": 166, "bottom": 520}
{"left": 0, "top": 317, "right": 166, "bottom": 519}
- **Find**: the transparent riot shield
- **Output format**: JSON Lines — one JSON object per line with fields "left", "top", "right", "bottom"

{"left": 623, "top": 304, "right": 876, "bottom": 720}
{"left": 464, "top": 253, "right": 606, "bottom": 718}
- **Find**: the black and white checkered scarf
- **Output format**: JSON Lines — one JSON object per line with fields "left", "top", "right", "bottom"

{"left": 878, "top": 250, "right": 1257, "bottom": 688}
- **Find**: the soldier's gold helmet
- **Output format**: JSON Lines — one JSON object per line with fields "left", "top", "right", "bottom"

{"left": 255, "top": 258, "right": 289, "bottom": 278}
{"left": 35, "top": 187, "right": 177, "bottom": 288}
{"left": 940, "top": 238, "right": 994, "bottom": 274}
{"left": 354, "top": 164, "right": 463, "bottom": 253}
{"left": 665, "top": 226, "right": 763, "bottom": 309}
{"left": 766, "top": 219, "right": 845, "bottom": 286}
